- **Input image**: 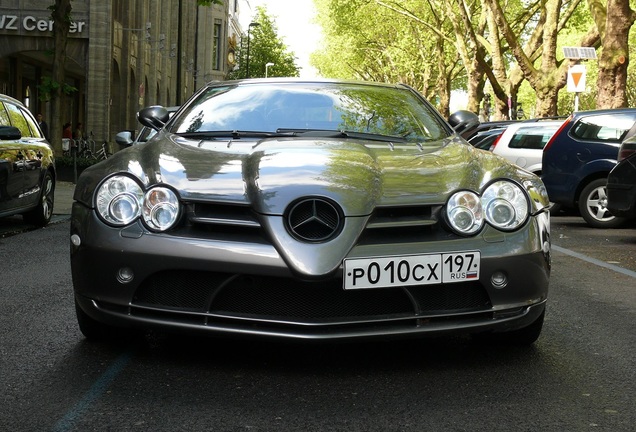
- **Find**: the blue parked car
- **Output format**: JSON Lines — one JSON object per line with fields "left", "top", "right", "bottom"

{"left": 542, "top": 109, "right": 636, "bottom": 228}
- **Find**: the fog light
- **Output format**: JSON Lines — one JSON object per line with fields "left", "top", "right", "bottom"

{"left": 117, "top": 267, "right": 134, "bottom": 284}
{"left": 70, "top": 234, "right": 81, "bottom": 247}
{"left": 491, "top": 271, "right": 508, "bottom": 289}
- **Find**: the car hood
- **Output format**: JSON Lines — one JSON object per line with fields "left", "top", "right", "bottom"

{"left": 77, "top": 132, "right": 526, "bottom": 216}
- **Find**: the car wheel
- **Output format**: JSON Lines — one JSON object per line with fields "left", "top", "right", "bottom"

{"left": 22, "top": 171, "right": 54, "bottom": 226}
{"left": 578, "top": 178, "right": 626, "bottom": 228}
{"left": 549, "top": 202, "right": 562, "bottom": 214}
{"left": 75, "top": 299, "right": 129, "bottom": 341}
{"left": 473, "top": 310, "right": 545, "bottom": 345}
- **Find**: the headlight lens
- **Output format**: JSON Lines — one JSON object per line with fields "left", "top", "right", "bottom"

{"left": 482, "top": 181, "right": 529, "bottom": 230}
{"left": 142, "top": 187, "right": 180, "bottom": 231}
{"left": 446, "top": 191, "right": 483, "bottom": 235}
{"left": 445, "top": 180, "right": 530, "bottom": 235}
{"left": 96, "top": 176, "right": 143, "bottom": 225}
{"left": 95, "top": 175, "right": 180, "bottom": 231}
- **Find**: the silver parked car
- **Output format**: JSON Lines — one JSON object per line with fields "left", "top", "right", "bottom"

{"left": 491, "top": 120, "right": 564, "bottom": 175}
{"left": 71, "top": 79, "right": 551, "bottom": 345}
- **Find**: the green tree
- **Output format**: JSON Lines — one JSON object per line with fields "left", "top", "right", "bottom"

{"left": 48, "top": 0, "right": 73, "bottom": 156}
{"left": 313, "top": 0, "right": 463, "bottom": 116}
{"left": 228, "top": 6, "right": 300, "bottom": 79}
{"left": 588, "top": 0, "right": 636, "bottom": 108}
{"left": 313, "top": 0, "right": 635, "bottom": 119}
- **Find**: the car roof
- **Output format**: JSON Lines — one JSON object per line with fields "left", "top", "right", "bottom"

{"left": 0, "top": 93, "right": 25, "bottom": 107}
{"left": 502, "top": 120, "right": 564, "bottom": 132}
{"left": 571, "top": 107, "right": 636, "bottom": 118}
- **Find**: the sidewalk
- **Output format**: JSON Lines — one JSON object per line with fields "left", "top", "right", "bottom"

{"left": 54, "top": 181, "right": 76, "bottom": 215}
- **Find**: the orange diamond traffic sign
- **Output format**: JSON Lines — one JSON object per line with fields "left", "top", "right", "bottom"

{"left": 567, "top": 65, "right": 587, "bottom": 93}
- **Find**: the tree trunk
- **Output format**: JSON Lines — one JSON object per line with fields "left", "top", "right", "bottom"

{"left": 596, "top": 0, "right": 635, "bottom": 108}
{"left": 534, "top": 86, "right": 559, "bottom": 117}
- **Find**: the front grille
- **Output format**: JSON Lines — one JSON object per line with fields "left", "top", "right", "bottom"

{"left": 132, "top": 271, "right": 491, "bottom": 325}
{"left": 180, "top": 202, "right": 451, "bottom": 245}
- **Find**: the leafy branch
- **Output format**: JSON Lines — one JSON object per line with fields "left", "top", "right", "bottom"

{"left": 37, "top": 76, "right": 78, "bottom": 102}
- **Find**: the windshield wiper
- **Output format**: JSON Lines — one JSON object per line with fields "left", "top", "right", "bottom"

{"left": 275, "top": 128, "right": 408, "bottom": 142}
{"left": 178, "top": 130, "right": 295, "bottom": 139}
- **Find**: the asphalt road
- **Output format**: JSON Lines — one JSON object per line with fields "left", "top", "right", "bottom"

{"left": 1, "top": 216, "right": 635, "bottom": 431}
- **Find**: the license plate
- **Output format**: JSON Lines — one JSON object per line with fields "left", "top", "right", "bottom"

{"left": 343, "top": 251, "right": 480, "bottom": 289}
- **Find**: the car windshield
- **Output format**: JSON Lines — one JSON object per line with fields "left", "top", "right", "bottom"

{"left": 169, "top": 82, "right": 449, "bottom": 143}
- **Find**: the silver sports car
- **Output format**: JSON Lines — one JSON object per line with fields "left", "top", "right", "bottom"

{"left": 71, "top": 79, "right": 551, "bottom": 345}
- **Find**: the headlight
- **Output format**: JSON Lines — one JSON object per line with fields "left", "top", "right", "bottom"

{"left": 446, "top": 190, "right": 483, "bottom": 235}
{"left": 142, "top": 187, "right": 180, "bottom": 231}
{"left": 95, "top": 175, "right": 180, "bottom": 231}
{"left": 445, "top": 180, "right": 530, "bottom": 235}
{"left": 482, "top": 181, "right": 528, "bottom": 230}
{"left": 96, "top": 176, "right": 143, "bottom": 225}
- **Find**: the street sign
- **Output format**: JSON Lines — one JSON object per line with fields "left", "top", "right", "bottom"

{"left": 567, "top": 64, "right": 586, "bottom": 93}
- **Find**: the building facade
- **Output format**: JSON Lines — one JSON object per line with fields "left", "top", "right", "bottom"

{"left": 0, "top": 0, "right": 245, "bottom": 154}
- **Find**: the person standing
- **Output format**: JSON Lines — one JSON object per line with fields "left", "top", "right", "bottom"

{"left": 74, "top": 122, "right": 84, "bottom": 141}
{"left": 62, "top": 122, "right": 74, "bottom": 154}
{"left": 62, "top": 122, "right": 72, "bottom": 139}
{"left": 37, "top": 113, "right": 49, "bottom": 141}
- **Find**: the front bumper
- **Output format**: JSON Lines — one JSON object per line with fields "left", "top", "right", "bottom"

{"left": 71, "top": 203, "right": 551, "bottom": 340}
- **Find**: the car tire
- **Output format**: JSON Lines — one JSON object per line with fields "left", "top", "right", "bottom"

{"left": 473, "top": 310, "right": 545, "bottom": 345}
{"left": 549, "top": 202, "right": 562, "bottom": 214}
{"left": 22, "top": 171, "right": 54, "bottom": 227}
{"left": 578, "top": 178, "right": 626, "bottom": 228}
{"left": 75, "top": 299, "right": 131, "bottom": 341}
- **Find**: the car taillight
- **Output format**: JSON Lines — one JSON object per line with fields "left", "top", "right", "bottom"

{"left": 489, "top": 134, "right": 502, "bottom": 151}
{"left": 543, "top": 115, "right": 572, "bottom": 152}
{"left": 617, "top": 141, "right": 636, "bottom": 162}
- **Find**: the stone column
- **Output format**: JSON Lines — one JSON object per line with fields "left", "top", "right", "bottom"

{"left": 86, "top": 2, "right": 113, "bottom": 150}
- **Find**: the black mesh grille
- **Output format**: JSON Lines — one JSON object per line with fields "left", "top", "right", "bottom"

{"left": 132, "top": 271, "right": 491, "bottom": 324}
{"left": 211, "top": 275, "right": 413, "bottom": 320}
{"left": 133, "top": 271, "right": 232, "bottom": 312}
{"left": 408, "top": 282, "right": 491, "bottom": 313}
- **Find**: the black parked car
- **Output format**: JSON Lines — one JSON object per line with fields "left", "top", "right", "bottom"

{"left": 0, "top": 94, "right": 55, "bottom": 226}
{"left": 607, "top": 136, "right": 636, "bottom": 219}
{"left": 71, "top": 79, "right": 551, "bottom": 345}
{"left": 467, "top": 127, "right": 507, "bottom": 150}
{"left": 542, "top": 108, "right": 636, "bottom": 228}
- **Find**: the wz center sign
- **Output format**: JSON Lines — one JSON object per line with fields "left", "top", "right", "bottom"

{"left": 0, "top": 12, "right": 87, "bottom": 35}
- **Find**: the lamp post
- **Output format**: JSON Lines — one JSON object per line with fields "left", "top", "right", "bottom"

{"left": 265, "top": 62, "right": 274, "bottom": 78}
{"left": 245, "top": 22, "right": 260, "bottom": 78}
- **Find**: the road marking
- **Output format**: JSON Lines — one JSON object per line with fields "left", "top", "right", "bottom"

{"left": 552, "top": 245, "right": 636, "bottom": 279}
{"left": 52, "top": 351, "right": 132, "bottom": 432}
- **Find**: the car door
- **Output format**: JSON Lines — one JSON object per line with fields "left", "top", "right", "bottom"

{"left": 4, "top": 102, "right": 47, "bottom": 208}
{"left": 0, "top": 101, "right": 25, "bottom": 215}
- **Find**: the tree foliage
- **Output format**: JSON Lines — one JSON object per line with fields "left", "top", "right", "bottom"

{"left": 228, "top": 6, "right": 300, "bottom": 79}
{"left": 312, "top": 0, "right": 636, "bottom": 118}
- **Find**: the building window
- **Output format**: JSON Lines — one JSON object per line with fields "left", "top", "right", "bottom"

{"left": 213, "top": 19, "right": 222, "bottom": 70}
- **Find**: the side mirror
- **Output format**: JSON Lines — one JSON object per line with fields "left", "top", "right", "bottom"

{"left": 448, "top": 110, "right": 480, "bottom": 138}
{"left": 115, "top": 130, "right": 134, "bottom": 147}
{"left": 0, "top": 126, "right": 22, "bottom": 140}
{"left": 137, "top": 106, "right": 169, "bottom": 131}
